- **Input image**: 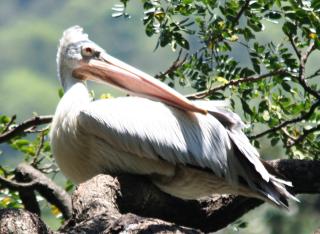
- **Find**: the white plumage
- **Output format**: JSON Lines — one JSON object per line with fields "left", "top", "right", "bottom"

{"left": 50, "top": 26, "right": 297, "bottom": 207}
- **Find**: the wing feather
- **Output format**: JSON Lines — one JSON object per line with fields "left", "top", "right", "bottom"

{"left": 193, "top": 100, "right": 270, "bottom": 182}
{"left": 78, "top": 97, "right": 232, "bottom": 178}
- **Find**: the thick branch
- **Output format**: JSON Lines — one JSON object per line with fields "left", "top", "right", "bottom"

{"left": 117, "top": 159, "right": 320, "bottom": 232}
{"left": 0, "top": 115, "right": 52, "bottom": 143}
{"left": 0, "top": 159, "right": 319, "bottom": 233}
{"left": 15, "top": 163, "right": 72, "bottom": 220}
{"left": 0, "top": 209, "right": 53, "bottom": 234}
{"left": 60, "top": 174, "right": 199, "bottom": 233}
{"left": 0, "top": 163, "right": 72, "bottom": 220}
{"left": 58, "top": 159, "right": 320, "bottom": 233}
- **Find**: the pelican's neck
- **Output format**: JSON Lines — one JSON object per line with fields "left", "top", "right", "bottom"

{"left": 58, "top": 74, "right": 91, "bottom": 113}
{"left": 61, "top": 73, "right": 83, "bottom": 92}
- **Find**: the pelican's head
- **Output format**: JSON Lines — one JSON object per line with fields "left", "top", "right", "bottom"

{"left": 57, "top": 26, "right": 207, "bottom": 114}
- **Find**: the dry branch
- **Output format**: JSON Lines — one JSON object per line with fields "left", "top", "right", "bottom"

{"left": 0, "top": 115, "right": 52, "bottom": 143}
{"left": 0, "top": 163, "right": 72, "bottom": 220}
{"left": 0, "top": 208, "right": 53, "bottom": 234}
{"left": 15, "top": 163, "right": 72, "bottom": 219}
{"left": 60, "top": 174, "right": 199, "bottom": 234}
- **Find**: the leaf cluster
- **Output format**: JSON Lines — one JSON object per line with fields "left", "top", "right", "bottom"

{"left": 114, "top": 0, "right": 320, "bottom": 159}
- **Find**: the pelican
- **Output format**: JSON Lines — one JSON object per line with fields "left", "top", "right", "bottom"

{"left": 50, "top": 26, "right": 297, "bottom": 208}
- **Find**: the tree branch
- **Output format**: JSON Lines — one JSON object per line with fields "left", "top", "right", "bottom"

{"left": 186, "top": 69, "right": 287, "bottom": 99}
{"left": 288, "top": 35, "right": 301, "bottom": 59}
{"left": 0, "top": 159, "right": 319, "bottom": 233}
{"left": 155, "top": 49, "right": 188, "bottom": 80}
{"left": 250, "top": 99, "right": 320, "bottom": 139}
{"left": 297, "top": 41, "right": 320, "bottom": 98}
{"left": 0, "top": 163, "right": 71, "bottom": 220}
{"left": 306, "top": 68, "right": 320, "bottom": 80}
{"left": 234, "top": 0, "right": 250, "bottom": 24}
{"left": 60, "top": 159, "right": 320, "bottom": 233}
{"left": 15, "top": 163, "right": 72, "bottom": 220}
{"left": 60, "top": 174, "right": 199, "bottom": 233}
{"left": 0, "top": 115, "right": 53, "bottom": 144}
{"left": 0, "top": 209, "right": 53, "bottom": 234}
{"left": 287, "top": 124, "right": 320, "bottom": 147}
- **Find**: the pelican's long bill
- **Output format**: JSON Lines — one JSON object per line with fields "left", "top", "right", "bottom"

{"left": 72, "top": 53, "right": 207, "bottom": 115}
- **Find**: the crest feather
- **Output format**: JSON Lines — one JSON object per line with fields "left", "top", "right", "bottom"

{"left": 56, "top": 26, "right": 89, "bottom": 81}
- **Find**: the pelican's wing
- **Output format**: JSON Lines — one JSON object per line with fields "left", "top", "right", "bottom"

{"left": 193, "top": 100, "right": 270, "bottom": 181}
{"left": 77, "top": 97, "right": 232, "bottom": 178}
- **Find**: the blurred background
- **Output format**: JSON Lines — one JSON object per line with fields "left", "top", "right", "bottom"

{"left": 0, "top": 0, "right": 319, "bottom": 233}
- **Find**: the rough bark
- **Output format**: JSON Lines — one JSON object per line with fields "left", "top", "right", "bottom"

{"left": 0, "top": 208, "right": 53, "bottom": 234}
{"left": 0, "top": 159, "right": 319, "bottom": 233}
{"left": 59, "top": 175, "right": 199, "bottom": 234}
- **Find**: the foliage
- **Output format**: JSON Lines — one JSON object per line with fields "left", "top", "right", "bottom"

{"left": 0, "top": 115, "right": 67, "bottom": 221}
{"left": 114, "top": 0, "right": 320, "bottom": 160}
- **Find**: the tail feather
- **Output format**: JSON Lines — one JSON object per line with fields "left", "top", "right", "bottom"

{"left": 228, "top": 143, "right": 298, "bottom": 208}
{"left": 199, "top": 101, "right": 298, "bottom": 207}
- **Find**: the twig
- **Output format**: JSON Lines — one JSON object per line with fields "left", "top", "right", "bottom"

{"left": 35, "top": 132, "right": 45, "bottom": 158}
{"left": 25, "top": 125, "right": 50, "bottom": 134}
{"left": 287, "top": 124, "right": 320, "bottom": 147}
{"left": 155, "top": 49, "right": 188, "bottom": 79}
{"left": 297, "top": 41, "right": 320, "bottom": 98}
{"left": 306, "top": 68, "right": 320, "bottom": 80}
{"left": 0, "top": 115, "right": 52, "bottom": 144}
{"left": 31, "top": 132, "right": 45, "bottom": 167}
{"left": 250, "top": 99, "right": 320, "bottom": 139}
{"left": 0, "top": 166, "right": 10, "bottom": 178}
{"left": 234, "top": 0, "right": 250, "bottom": 24}
{"left": 0, "top": 175, "right": 37, "bottom": 190}
{"left": 288, "top": 35, "right": 301, "bottom": 59}
{"left": 1, "top": 115, "right": 16, "bottom": 134}
{"left": 186, "top": 69, "right": 287, "bottom": 99}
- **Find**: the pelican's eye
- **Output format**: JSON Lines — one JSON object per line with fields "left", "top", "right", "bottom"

{"left": 81, "top": 46, "right": 95, "bottom": 57}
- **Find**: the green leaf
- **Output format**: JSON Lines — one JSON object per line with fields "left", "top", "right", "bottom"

{"left": 251, "top": 58, "right": 261, "bottom": 73}
{"left": 281, "top": 81, "right": 291, "bottom": 92}
{"left": 12, "top": 139, "right": 30, "bottom": 148}
{"left": 240, "top": 98, "right": 253, "bottom": 115}
{"left": 271, "top": 137, "right": 280, "bottom": 146}
{"left": 264, "top": 11, "right": 282, "bottom": 20}
{"left": 0, "top": 115, "right": 11, "bottom": 124}
{"left": 242, "top": 27, "right": 255, "bottom": 41}
{"left": 240, "top": 67, "right": 256, "bottom": 77}
{"left": 58, "top": 88, "right": 64, "bottom": 98}
{"left": 282, "top": 21, "right": 297, "bottom": 35}
{"left": 312, "top": 0, "right": 320, "bottom": 10}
